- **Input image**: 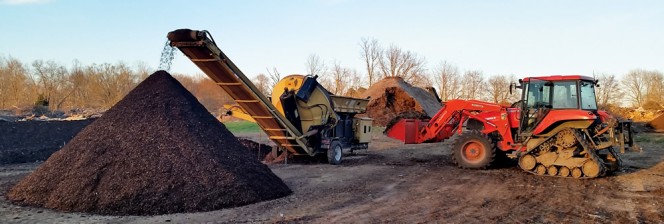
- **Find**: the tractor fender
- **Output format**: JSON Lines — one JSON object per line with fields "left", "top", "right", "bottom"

{"left": 533, "top": 110, "right": 596, "bottom": 135}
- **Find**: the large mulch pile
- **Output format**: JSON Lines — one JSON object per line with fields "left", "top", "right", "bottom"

{"left": 0, "top": 120, "right": 94, "bottom": 164}
{"left": 360, "top": 77, "right": 442, "bottom": 126}
{"left": 650, "top": 113, "right": 664, "bottom": 132}
{"left": 238, "top": 138, "right": 272, "bottom": 161}
{"left": 6, "top": 71, "right": 291, "bottom": 215}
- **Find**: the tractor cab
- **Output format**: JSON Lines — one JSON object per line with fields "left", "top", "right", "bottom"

{"left": 517, "top": 75, "right": 598, "bottom": 135}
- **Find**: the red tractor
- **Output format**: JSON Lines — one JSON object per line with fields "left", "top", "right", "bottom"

{"left": 386, "top": 75, "right": 633, "bottom": 178}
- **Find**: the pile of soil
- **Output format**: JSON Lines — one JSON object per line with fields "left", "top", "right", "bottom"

{"left": 360, "top": 77, "right": 442, "bottom": 126}
{"left": 238, "top": 138, "right": 272, "bottom": 161}
{"left": 6, "top": 71, "right": 291, "bottom": 215}
{"left": 650, "top": 113, "right": 664, "bottom": 131}
{"left": 0, "top": 120, "right": 94, "bottom": 164}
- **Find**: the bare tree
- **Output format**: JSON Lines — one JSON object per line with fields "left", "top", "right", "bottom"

{"left": 506, "top": 74, "right": 520, "bottom": 103}
{"left": 65, "top": 60, "right": 88, "bottom": 109}
{"left": 82, "top": 63, "right": 106, "bottom": 109}
{"left": 133, "top": 61, "right": 152, "bottom": 81}
{"left": 345, "top": 69, "right": 364, "bottom": 97}
{"left": 329, "top": 61, "right": 352, "bottom": 95}
{"left": 622, "top": 69, "right": 648, "bottom": 107}
{"left": 0, "top": 58, "right": 9, "bottom": 108}
{"left": 378, "top": 44, "right": 427, "bottom": 85}
{"left": 0, "top": 56, "right": 407, "bottom": 115}
{"left": 644, "top": 70, "right": 664, "bottom": 107}
{"left": 32, "top": 60, "right": 70, "bottom": 110}
{"left": 254, "top": 73, "right": 271, "bottom": 97}
{"left": 0, "top": 57, "right": 30, "bottom": 109}
{"left": 432, "top": 61, "right": 461, "bottom": 101}
{"left": 409, "top": 73, "right": 432, "bottom": 88}
{"left": 595, "top": 73, "right": 621, "bottom": 108}
{"left": 486, "top": 74, "right": 511, "bottom": 104}
{"left": 112, "top": 62, "right": 138, "bottom": 105}
{"left": 173, "top": 73, "right": 196, "bottom": 89}
{"left": 360, "top": 37, "right": 381, "bottom": 86}
{"left": 460, "top": 70, "right": 484, "bottom": 100}
{"left": 174, "top": 74, "right": 233, "bottom": 114}
{"left": 196, "top": 77, "right": 233, "bottom": 114}
{"left": 305, "top": 54, "right": 326, "bottom": 76}
{"left": 81, "top": 62, "right": 142, "bottom": 109}
{"left": 266, "top": 67, "right": 281, "bottom": 91}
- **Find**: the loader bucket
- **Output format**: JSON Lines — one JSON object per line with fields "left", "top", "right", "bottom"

{"left": 385, "top": 119, "right": 427, "bottom": 144}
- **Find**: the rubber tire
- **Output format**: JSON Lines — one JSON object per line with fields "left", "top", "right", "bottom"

{"left": 327, "top": 141, "right": 343, "bottom": 165}
{"left": 452, "top": 131, "right": 496, "bottom": 169}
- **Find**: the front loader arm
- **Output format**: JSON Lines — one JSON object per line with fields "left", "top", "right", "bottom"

{"left": 416, "top": 100, "right": 504, "bottom": 143}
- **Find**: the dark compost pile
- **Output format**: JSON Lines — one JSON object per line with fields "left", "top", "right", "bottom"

{"left": 0, "top": 120, "right": 93, "bottom": 164}
{"left": 6, "top": 70, "right": 291, "bottom": 215}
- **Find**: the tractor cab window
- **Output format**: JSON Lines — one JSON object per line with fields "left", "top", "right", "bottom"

{"left": 521, "top": 79, "right": 551, "bottom": 133}
{"left": 525, "top": 81, "right": 550, "bottom": 108}
{"left": 579, "top": 81, "right": 598, "bottom": 110}
{"left": 551, "top": 81, "right": 578, "bottom": 109}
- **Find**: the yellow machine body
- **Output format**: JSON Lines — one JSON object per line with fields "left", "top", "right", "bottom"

{"left": 271, "top": 75, "right": 332, "bottom": 135}
{"left": 168, "top": 28, "right": 371, "bottom": 164}
{"left": 228, "top": 74, "right": 372, "bottom": 146}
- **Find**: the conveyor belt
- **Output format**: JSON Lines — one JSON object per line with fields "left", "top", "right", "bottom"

{"left": 168, "top": 29, "right": 311, "bottom": 155}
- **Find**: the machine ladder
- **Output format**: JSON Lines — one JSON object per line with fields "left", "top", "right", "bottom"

{"left": 167, "top": 29, "right": 312, "bottom": 156}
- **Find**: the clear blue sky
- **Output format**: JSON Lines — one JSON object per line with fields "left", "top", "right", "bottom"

{"left": 1, "top": 0, "right": 662, "bottom": 80}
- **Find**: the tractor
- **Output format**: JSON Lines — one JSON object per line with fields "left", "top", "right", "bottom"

{"left": 385, "top": 75, "right": 634, "bottom": 178}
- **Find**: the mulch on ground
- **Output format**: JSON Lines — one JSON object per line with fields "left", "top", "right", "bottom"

{"left": 360, "top": 77, "right": 441, "bottom": 126}
{"left": 6, "top": 70, "right": 291, "bottom": 215}
{"left": 0, "top": 120, "right": 94, "bottom": 164}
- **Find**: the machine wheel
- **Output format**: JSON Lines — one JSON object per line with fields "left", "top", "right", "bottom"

{"left": 452, "top": 131, "right": 495, "bottom": 169}
{"left": 547, "top": 166, "right": 558, "bottom": 176}
{"left": 327, "top": 141, "right": 343, "bottom": 165}
{"left": 582, "top": 160, "right": 601, "bottom": 178}
{"left": 536, "top": 165, "right": 547, "bottom": 175}
{"left": 559, "top": 167, "right": 570, "bottom": 177}
{"left": 518, "top": 154, "right": 537, "bottom": 171}
{"left": 572, "top": 167, "right": 583, "bottom": 178}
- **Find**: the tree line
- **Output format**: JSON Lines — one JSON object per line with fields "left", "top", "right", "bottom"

{"left": 285, "top": 37, "right": 663, "bottom": 109}
{"left": 0, "top": 57, "right": 235, "bottom": 115}
{"left": 0, "top": 57, "right": 149, "bottom": 112}
{"left": 1, "top": 40, "right": 662, "bottom": 116}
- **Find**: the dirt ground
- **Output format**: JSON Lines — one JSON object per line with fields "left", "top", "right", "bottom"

{"left": 1, "top": 130, "right": 664, "bottom": 223}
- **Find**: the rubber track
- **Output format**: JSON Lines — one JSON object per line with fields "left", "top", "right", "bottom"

{"left": 606, "top": 146, "right": 623, "bottom": 172}
{"left": 521, "top": 129, "right": 607, "bottom": 179}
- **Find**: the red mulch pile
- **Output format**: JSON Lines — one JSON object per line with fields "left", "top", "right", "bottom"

{"left": 6, "top": 71, "right": 291, "bottom": 215}
{"left": 651, "top": 113, "right": 664, "bottom": 132}
{"left": 360, "top": 77, "right": 442, "bottom": 126}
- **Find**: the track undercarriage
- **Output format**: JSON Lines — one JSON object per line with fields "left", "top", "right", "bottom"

{"left": 518, "top": 128, "right": 622, "bottom": 179}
